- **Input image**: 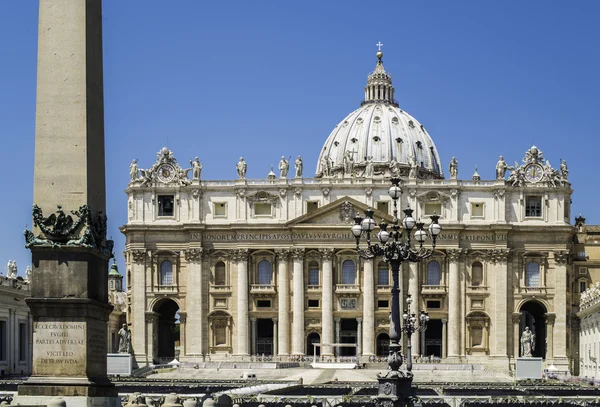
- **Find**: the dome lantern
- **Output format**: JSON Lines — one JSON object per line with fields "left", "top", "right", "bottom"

{"left": 362, "top": 48, "right": 398, "bottom": 107}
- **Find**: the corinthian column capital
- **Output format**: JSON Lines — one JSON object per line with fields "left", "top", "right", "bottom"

{"left": 447, "top": 249, "right": 463, "bottom": 262}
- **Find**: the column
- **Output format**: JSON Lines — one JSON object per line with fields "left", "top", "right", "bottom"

{"left": 441, "top": 318, "right": 448, "bottom": 359}
{"left": 184, "top": 248, "right": 203, "bottom": 359}
{"left": 362, "top": 259, "right": 375, "bottom": 356}
{"left": 291, "top": 249, "right": 305, "bottom": 355}
{"left": 493, "top": 249, "right": 509, "bottom": 358}
{"left": 234, "top": 249, "right": 249, "bottom": 355}
{"left": 553, "top": 251, "right": 569, "bottom": 361}
{"left": 272, "top": 318, "right": 278, "bottom": 357}
{"left": 320, "top": 249, "right": 334, "bottom": 356}
{"left": 251, "top": 318, "right": 257, "bottom": 355}
{"left": 145, "top": 312, "right": 158, "bottom": 363}
{"left": 447, "top": 249, "right": 462, "bottom": 359}
{"left": 131, "top": 250, "right": 148, "bottom": 364}
{"left": 545, "top": 313, "right": 555, "bottom": 360}
{"left": 276, "top": 250, "right": 290, "bottom": 355}
{"left": 356, "top": 318, "right": 363, "bottom": 357}
{"left": 512, "top": 313, "right": 521, "bottom": 358}
{"left": 334, "top": 318, "right": 341, "bottom": 357}
{"left": 408, "top": 262, "right": 420, "bottom": 356}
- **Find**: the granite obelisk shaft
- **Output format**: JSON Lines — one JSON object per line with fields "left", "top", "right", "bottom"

{"left": 18, "top": 0, "right": 116, "bottom": 404}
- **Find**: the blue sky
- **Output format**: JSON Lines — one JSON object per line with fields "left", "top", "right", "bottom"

{"left": 1, "top": 1, "right": 599, "bottom": 277}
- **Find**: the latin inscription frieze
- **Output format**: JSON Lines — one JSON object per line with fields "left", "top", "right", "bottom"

{"left": 193, "top": 232, "right": 507, "bottom": 242}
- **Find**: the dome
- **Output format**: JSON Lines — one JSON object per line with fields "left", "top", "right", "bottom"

{"left": 316, "top": 52, "right": 443, "bottom": 179}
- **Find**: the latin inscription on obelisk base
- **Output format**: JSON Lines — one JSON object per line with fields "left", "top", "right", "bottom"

{"left": 15, "top": 0, "right": 118, "bottom": 406}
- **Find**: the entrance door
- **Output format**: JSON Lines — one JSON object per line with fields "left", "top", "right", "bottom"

{"left": 154, "top": 298, "right": 180, "bottom": 363}
{"left": 377, "top": 333, "right": 390, "bottom": 357}
{"left": 256, "top": 319, "right": 273, "bottom": 356}
{"left": 307, "top": 332, "right": 320, "bottom": 356}
{"left": 519, "top": 301, "right": 547, "bottom": 358}
{"left": 340, "top": 319, "right": 358, "bottom": 357}
{"left": 424, "top": 319, "right": 442, "bottom": 358}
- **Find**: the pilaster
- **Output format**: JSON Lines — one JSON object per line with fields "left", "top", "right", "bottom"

{"left": 291, "top": 249, "right": 305, "bottom": 355}
{"left": 232, "top": 249, "right": 249, "bottom": 355}
{"left": 184, "top": 248, "right": 203, "bottom": 359}
{"left": 276, "top": 249, "right": 290, "bottom": 355}
{"left": 362, "top": 258, "right": 375, "bottom": 356}
{"left": 447, "top": 249, "right": 463, "bottom": 359}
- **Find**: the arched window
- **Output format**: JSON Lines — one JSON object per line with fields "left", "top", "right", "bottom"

{"left": 258, "top": 260, "right": 272, "bottom": 285}
{"left": 160, "top": 260, "right": 173, "bottom": 286}
{"left": 341, "top": 260, "right": 356, "bottom": 285}
{"left": 308, "top": 261, "right": 320, "bottom": 286}
{"left": 526, "top": 262, "right": 540, "bottom": 287}
{"left": 471, "top": 262, "right": 483, "bottom": 286}
{"left": 214, "top": 261, "right": 226, "bottom": 286}
{"left": 426, "top": 261, "right": 441, "bottom": 286}
{"left": 378, "top": 262, "right": 389, "bottom": 286}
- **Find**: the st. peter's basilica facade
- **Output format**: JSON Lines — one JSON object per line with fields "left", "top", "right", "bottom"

{"left": 121, "top": 51, "right": 576, "bottom": 372}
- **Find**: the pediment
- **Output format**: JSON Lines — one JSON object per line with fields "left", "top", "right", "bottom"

{"left": 415, "top": 190, "right": 451, "bottom": 203}
{"left": 287, "top": 197, "right": 393, "bottom": 227}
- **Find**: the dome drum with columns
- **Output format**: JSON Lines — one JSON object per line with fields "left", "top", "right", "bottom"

{"left": 316, "top": 51, "right": 443, "bottom": 180}
{"left": 121, "top": 47, "right": 578, "bottom": 374}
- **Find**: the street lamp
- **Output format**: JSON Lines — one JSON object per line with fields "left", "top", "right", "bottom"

{"left": 402, "top": 294, "right": 429, "bottom": 372}
{"left": 351, "top": 177, "right": 441, "bottom": 404}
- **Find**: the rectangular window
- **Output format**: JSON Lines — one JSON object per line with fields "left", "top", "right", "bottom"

{"left": 376, "top": 201, "right": 389, "bottom": 214}
{"left": 424, "top": 203, "right": 442, "bottom": 216}
{"left": 306, "top": 201, "right": 319, "bottom": 214}
{"left": 214, "top": 202, "right": 226, "bottom": 217}
{"left": 378, "top": 267, "right": 389, "bottom": 286}
{"left": 308, "top": 268, "right": 319, "bottom": 286}
{"left": 426, "top": 300, "right": 441, "bottom": 309}
{"left": 525, "top": 196, "right": 542, "bottom": 217}
{"left": 0, "top": 321, "right": 5, "bottom": 361}
{"left": 158, "top": 195, "right": 175, "bottom": 216}
{"left": 579, "top": 267, "right": 588, "bottom": 275}
{"left": 377, "top": 300, "right": 389, "bottom": 309}
{"left": 254, "top": 203, "right": 272, "bottom": 216}
{"left": 257, "top": 300, "right": 271, "bottom": 308}
{"left": 308, "top": 299, "right": 319, "bottom": 308}
{"left": 580, "top": 281, "right": 587, "bottom": 293}
{"left": 471, "top": 203, "right": 484, "bottom": 218}
{"left": 19, "top": 323, "right": 26, "bottom": 362}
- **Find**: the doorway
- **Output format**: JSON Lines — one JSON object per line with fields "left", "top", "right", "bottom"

{"left": 519, "top": 301, "right": 547, "bottom": 358}
{"left": 340, "top": 319, "right": 358, "bottom": 356}
{"left": 154, "top": 298, "right": 180, "bottom": 362}
{"left": 255, "top": 319, "right": 274, "bottom": 356}
{"left": 424, "top": 319, "right": 442, "bottom": 358}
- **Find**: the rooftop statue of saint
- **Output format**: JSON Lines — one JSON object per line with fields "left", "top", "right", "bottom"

{"left": 236, "top": 157, "right": 247, "bottom": 179}
{"left": 295, "top": 156, "right": 303, "bottom": 178}
{"left": 129, "top": 159, "right": 139, "bottom": 182}
{"left": 449, "top": 157, "right": 459, "bottom": 179}
{"left": 279, "top": 156, "right": 289, "bottom": 178}
{"left": 190, "top": 157, "right": 202, "bottom": 180}
{"left": 496, "top": 156, "right": 507, "bottom": 179}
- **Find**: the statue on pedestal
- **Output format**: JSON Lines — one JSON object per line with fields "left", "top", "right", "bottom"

{"left": 520, "top": 326, "right": 535, "bottom": 357}
{"left": 449, "top": 157, "right": 459, "bottom": 179}
{"left": 279, "top": 156, "right": 289, "bottom": 178}
{"left": 25, "top": 266, "right": 32, "bottom": 282}
{"left": 295, "top": 156, "right": 303, "bottom": 178}
{"left": 236, "top": 157, "right": 247, "bottom": 179}
{"left": 496, "top": 156, "right": 508, "bottom": 179}
{"left": 190, "top": 157, "right": 202, "bottom": 180}
{"left": 117, "top": 323, "right": 131, "bottom": 354}
{"left": 560, "top": 159, "right": 569, "bottom": 180}
{"left": 129, "top": 159, "right": 139, "bottom": 182}
{"left": 6, "top": 260, "right": 17, "bottom": 279}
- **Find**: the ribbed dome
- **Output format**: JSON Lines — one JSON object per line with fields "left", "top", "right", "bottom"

{"left": 316, "top": 52, "right": 443, "bottom": 179}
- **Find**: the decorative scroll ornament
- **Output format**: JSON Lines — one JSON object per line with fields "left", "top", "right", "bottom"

{"left": 507, "top": 145, "right": 567, "bottom": 187}
{"left": 24, "top": 204, "right": 114, "bottom": 258}
{"left": 133, "top": 147, "right": 192, "bottom": 187}
{"left": 184, "top": 248, "right": 203, "bottom": 262}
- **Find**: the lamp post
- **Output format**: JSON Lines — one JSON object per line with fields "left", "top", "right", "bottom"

{"left": 351, "top": 178, "right": 441, "bottom": 406}
{"left": 402, "top": 294, "right": 429, "bottom": 372}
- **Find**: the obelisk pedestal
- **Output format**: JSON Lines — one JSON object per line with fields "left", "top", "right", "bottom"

{"left": 15, "top": 0, "right": 117, "bottom": 406}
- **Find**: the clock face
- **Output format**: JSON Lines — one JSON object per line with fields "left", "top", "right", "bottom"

{"left": 525, "top": 163, "right": 544, "bottom": 183}
{"left": 157, "top": 164, "right": 175, "bottom": 183}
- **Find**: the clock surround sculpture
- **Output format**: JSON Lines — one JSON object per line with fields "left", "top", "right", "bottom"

{"left": 351, "top": 178, "right": 441, "bottom": 406}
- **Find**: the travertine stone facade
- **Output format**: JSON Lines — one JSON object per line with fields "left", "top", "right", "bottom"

{"left": 121, "top": 53, "right": 577, "bottom": 372}
{"left": 0, "top": 276, "right": 32, "bottom": 376}
{"left": 575, "top": 219, "right": 600, "bottom": 377}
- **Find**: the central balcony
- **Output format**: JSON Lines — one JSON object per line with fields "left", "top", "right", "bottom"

{"left": 250, "top": 284, "right": 277, "bottom": 295}
{"left": 335, "top": 284, "right": 360, "bottom": 294}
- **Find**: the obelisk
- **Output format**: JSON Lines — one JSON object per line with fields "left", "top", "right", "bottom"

{"left": 16, "top": 0, "right": 117, "bottom": 405}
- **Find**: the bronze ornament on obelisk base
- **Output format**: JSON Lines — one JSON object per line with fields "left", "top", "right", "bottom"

{"left": 15, "top": 0, "right": 118, "bottom": 406}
